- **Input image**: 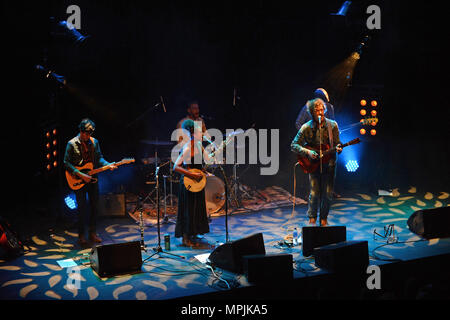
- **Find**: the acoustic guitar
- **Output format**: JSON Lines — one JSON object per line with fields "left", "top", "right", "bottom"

{"left": 65, "top": 158, "right": 135, "bottom": 190}
{"left": 182, "top": 130, "right": 243, "bottom": 192}
{"left": 297, "top": 138, "right": 360, "bottom": 173}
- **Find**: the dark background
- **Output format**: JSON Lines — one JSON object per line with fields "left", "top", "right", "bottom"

{"left": 1, "top": 0, "right": 448, "bottom": 219}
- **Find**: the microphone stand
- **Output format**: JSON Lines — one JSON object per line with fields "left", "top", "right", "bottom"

{"left": 143, "top": 166, "right": 185, "bottom": 262}
{"left": 218, "top": 165, "right": 230, "bottom": 243}
{"left": 318, "top": 117, "right": 323, "bottom": 224}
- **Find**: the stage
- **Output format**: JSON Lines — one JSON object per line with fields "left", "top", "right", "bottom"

{"left": 1, "top": 186, "right": 449, "bottom": 301}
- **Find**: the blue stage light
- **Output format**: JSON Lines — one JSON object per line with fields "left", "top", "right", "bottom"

{"left": 345, "top": 160, "right": 359, "bottom": 172}
{"left": 64, "top": 194, "right": 77, "bottom": 210}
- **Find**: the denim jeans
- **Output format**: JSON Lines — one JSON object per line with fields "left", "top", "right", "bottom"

{"left": 74, "top": 182, "right": 99, "bottom": 237}
{"left": 307, "top": 165, "right": 336, "bottom": 220}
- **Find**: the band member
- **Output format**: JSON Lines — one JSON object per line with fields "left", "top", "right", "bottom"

{"left": 173, "top": 119, "right": 211, "bottom": 248}
{"left": 63, "top": 119, "right": 117, "bottom": 246}
{"left": 295, "top": 88, "right": 335, "bottom": 130}
{"left": 295, "top": 88, "right": 341, "bottom": 198}
{"left": 177, "top": 100, "right": 207, "bottom": 134}
{"left": 291, "top": 98, "right": 342, "bottom": 226}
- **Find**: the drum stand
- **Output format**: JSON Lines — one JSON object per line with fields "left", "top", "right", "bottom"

{"left": 143, "top": 166, "right": 185, "bottom": 262}
{"left": 161, "top": 160, "right": 179, "bottom": 221}
{"left": 228, "top": 164, "right": 254, "bottom": 213}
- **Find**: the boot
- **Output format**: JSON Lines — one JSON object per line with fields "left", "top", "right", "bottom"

{"left": 78, "top": 235, "right": 88, "bottom": 246}
{"left": 320, "top": 219, "right": 328, "bottom": 227}
{"left": 309, "top": 217, "right": 317, "bottom": 225}
{"left": 89, "top": 232, "right": 102, "bottom": 243}
{"left": 182, "top": 234, "right": 193, "bottom": 247}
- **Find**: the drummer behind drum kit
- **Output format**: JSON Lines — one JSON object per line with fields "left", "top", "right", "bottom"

{"left": 134, "top": 130, "right": 260, "bottom": 221}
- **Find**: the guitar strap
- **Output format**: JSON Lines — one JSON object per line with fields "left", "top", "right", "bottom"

{"left": 89, "top": 137, "right": 95, "bottom": 165}
{"left": 327, "top": 119, "right": 334, "bottom": 148}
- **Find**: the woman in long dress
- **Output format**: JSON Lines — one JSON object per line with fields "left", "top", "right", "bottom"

{"left": 173, "top": 119, "right": 211, "bottom": 248}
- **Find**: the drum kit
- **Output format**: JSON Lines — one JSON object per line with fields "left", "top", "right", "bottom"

{"left": 134, "top": 129, "right": 255, "bottom": 221}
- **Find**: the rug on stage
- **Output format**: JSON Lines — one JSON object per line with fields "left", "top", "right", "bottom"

{"left": 127, "top": 185, "right": 307, "bottom": 226}
{"left": 1, "top": 186, "right": 449, "bottom": 300}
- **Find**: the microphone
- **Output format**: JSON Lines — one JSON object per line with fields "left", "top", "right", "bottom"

{"left": 160, "top": 96, "right": 166, "bottom": 112}
{"left": 155, "top": 166, "right": 160, "bottom": 176}
{"left": 318, "top": 116, "right": 321, "bottom": 126}
{"left": 201, "top": 114, "right": 214, "bottom": 120}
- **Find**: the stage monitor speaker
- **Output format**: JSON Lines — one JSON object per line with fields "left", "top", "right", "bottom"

{"left": 302, "top": 226, "right": 346, "bottom": 257}
{"left": 89, "top": 241, "right": 142, "bottom": 277}
{"left": 314, "top": 240, "right": 369, "bottom": 273}
{"left": 243, "top": 253, "right": 293, "bottom": 284}
{"left": 208, "top": 233, "right": 266, "bottom": 273}
{"left": 407, "top": 207, "right": 450, "bottom": 239}
{"left": 98, "top": 193, "right": 126, "bottom": 217}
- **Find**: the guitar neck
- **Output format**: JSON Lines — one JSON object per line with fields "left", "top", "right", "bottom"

{"left": 89, "top": 164, "right": 114, "bottom": 175}
{"left": 89, "top": 161, "right": 127, "bottom": 175}
{"left": 204, "top": 141, "right": 226, "bottom": 169}
{"left": 322, "top": 141, "right": 351, "bottom": 156}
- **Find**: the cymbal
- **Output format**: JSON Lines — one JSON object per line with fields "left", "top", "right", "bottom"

{"left": 141, "top": 157, "right": 171, "bottom": 164}
{"left": 140, "top": 139, "right": 175, "bottom": 146}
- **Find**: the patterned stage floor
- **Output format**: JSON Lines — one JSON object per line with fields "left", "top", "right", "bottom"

{"left": 1, "top": 186, "right": 449, "bottom": 300}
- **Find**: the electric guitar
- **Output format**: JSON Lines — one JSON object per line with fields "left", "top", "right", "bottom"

{"left": 297, "top": 138, "right": 360, "bottom": 173}
{"left": 65, "top": 158, "right": 135, "bottom": 190}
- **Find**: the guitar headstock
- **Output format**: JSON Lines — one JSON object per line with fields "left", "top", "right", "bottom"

{"left": 360, "top": 117, "right": 378, "bottom": 126}
{"left": 119, "top": 158, "right": 135, "bottom": 164}
{"left": 348, "top": 138, "right": 361, "bottom": 145}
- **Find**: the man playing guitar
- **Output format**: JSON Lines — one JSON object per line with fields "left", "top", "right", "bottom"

{"left": 291, "top": 98, "right": 342, "bottom": 226}
{"left": 63, "top": 119, "right": 117, "bottom": 246}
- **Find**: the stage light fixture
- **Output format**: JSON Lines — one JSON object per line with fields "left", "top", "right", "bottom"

{"left": 360, "top": 99, "right": 367, "bottom": 106}
{"left": 64, "top": 194, "right": 78, "bottom": 210}
{"left": 360, "top": 109, "right": 367, "bottom": 116}
{"left": 331, "top": 1, "right": 352, "bottom": 16}
{"left": 371, "top": 110, "right": 377, "bottom": 117}
{"left": 371, "top": 100, "right": 377, "bottom": 107}
{"left": 370, "top": 129, "right": 376, "bottom": 136}
{"left": 35, "top": 65, "right": 67, "bottom": 87}
{"left": 345, "top": 160, "right": 359, "bottom": 172}
{"left": 57, "top": 20, "right": 89, "bottom": 45}
{"left": 351, "top": 52, "right": 360, "bottom": 60}
{"left": 360, "top": 128, "right": 366, "bottom": 135}
{"left": 42, "top": 123, "right": 60, "bottom": 175}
